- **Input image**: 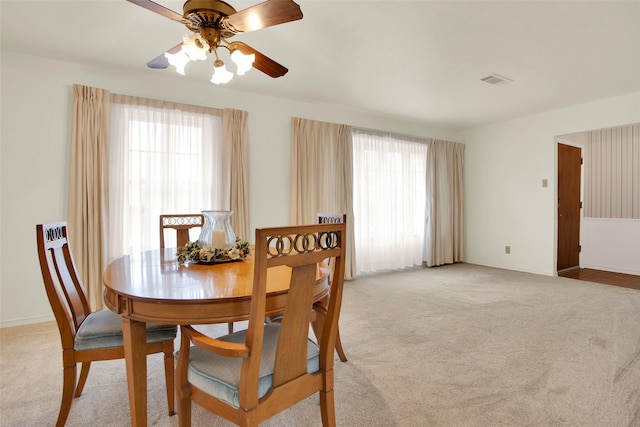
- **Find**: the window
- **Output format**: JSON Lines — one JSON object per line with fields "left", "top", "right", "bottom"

{"left": 352, "top": 129, "right": 427, "bottom": 273}
{"left": 108, "top": 99, "right": 223, "bottom": 260}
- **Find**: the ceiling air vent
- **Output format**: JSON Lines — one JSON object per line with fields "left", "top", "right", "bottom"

{"left": 481, "top": 73, "right": 514, "bottom": 86}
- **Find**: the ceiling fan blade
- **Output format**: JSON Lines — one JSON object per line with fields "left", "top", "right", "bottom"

{"left": 228, "top": 41, "right": 288, "bottom": 78}
{"left": 224, "top": 0, "right": 303, "bottom": 33}
{"left": 126, "top": 0, "right": 186, "bottom": 23}
{"left": 146, "top": 44, "right": 182, "bottom": 69}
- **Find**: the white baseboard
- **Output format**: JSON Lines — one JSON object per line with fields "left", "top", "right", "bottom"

{"left": 0, "top": 314, "right": 54, "bottom": 329}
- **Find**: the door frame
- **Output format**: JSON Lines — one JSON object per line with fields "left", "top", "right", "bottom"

{"left": 556, "top": 137, "right": 585, "bottom": 275}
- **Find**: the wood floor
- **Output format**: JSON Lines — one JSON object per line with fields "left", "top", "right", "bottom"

{"left": 559, "top": 268, "right": 640, "bottom": 291}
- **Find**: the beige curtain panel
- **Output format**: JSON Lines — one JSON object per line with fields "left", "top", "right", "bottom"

{"left": 68, "top": 84, "right": 110, "bottom": 310}
{"left": 290, "top": 117, "right": 356, "bottom": 279}
{"left": 424, "top": 139, "right": 465, "bottom": 267}
{"left": 223, "top": 108, "right": 250, "bottom": 240}
{"left": 69, "top": 89, "right": 249, "bottom": 309}
{"left": 584, "top": 123, "right": 640, "bottom": 219}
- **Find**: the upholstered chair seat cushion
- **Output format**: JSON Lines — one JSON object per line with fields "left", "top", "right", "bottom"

{"left": 185, "top": 323, "right": 320, "bottom": 408}
{"left": 74, "top": 309, "right": 177, "bottom": 351}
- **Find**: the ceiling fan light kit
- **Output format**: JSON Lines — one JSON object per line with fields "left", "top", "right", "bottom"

{"left": 181, "top": 33, "right": 208, "bottom": 61}
{"left": 128, "top": 0, "right": 303, "bottom": 84}
{"left": 211, "top": 59, "right": 234, "bottom": 84}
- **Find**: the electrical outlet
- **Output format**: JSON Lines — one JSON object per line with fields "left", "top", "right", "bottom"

{"left": 542, "top": 179, "right": 548, "bottom": 187}
{"left": 505, "top": 246, "right": 511, "bottom": 254}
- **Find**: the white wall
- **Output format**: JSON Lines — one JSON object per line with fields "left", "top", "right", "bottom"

{"left": 0, "top": 51, "right": 459, "bottom": 327}
{"left": 463, "top": 91, "right": 640, "bottom": 276}
{"left": 581, "top": 219, "right": 640, "bottom": 275}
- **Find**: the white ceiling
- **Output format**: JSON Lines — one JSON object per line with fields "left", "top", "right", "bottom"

{"left": 2, "top": 0, "right": 639, "bottom": 129}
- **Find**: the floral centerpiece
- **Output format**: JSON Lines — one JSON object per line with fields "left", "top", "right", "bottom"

{"left": 177, "top": 239, "right": 250, "bottom": 265}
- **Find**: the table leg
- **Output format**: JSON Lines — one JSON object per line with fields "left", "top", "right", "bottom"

{"left": 122, "top": 316, "right": 148, "bottom": 427}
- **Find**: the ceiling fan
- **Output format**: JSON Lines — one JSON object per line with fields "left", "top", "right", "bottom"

{"left": 127, "top": 0, "right": 303, "bottom": 83}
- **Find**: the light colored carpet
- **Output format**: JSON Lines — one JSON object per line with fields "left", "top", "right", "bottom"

{"left": 1, "top": 263, "right": 639, "bottom": 426}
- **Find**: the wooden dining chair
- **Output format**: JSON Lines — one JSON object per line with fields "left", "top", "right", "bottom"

{"left": 36, "top": 222, "right": 177, "bottom": 427}
{"left": 267, "top": 213, "right": 348, "bottom": 362}
{"left": 176, "top": 222, "right": 347, "bottom": 426}
{"left": 316, "top": 213, "right": 348, "bottom": 362}
{"left": 159, "top": 213, "right": 204, "bottom": 249}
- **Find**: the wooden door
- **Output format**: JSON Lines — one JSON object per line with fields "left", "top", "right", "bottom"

{"left": 557, "top": 144, "right": 582, "bottom": 272}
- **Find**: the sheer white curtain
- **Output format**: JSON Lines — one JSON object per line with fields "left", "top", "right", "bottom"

{"left": 108, "top": 95, "right": 224, "bottom": 260}
{"left": 352, "top": 129, "right": 427, "bottom": 273}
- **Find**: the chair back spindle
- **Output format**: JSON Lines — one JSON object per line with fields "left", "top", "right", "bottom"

{"left": 317, "top": 213, "right": 346, "bottom": 225}
{"left": 159, "top": 214, "right": 204, "bottom": 249}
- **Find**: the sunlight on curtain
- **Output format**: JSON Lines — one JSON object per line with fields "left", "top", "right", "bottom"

{"left": 290, "top": 117, "right": 356, "bottom": 279}
{"left": 223, "top": 109, "right": 250, "bottom": 240}
{"left": 424, "top": 139, "right": 465, "bottom": 266}
{"left": 108, "top": 96, "right": 223, "bottom": 260}
{"left": 352, "top": 129, "right": 427, "bottom": 273}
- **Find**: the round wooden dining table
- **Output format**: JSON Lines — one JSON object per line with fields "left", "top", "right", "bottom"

{"left": 103, "top": 248, "right": 330, "bottom": 427}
